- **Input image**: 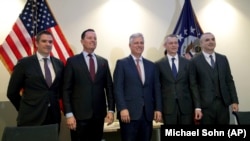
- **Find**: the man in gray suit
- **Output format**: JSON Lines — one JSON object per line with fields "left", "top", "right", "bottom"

{"left": 190, "top": 32, "right": 239, "bottom": 124}
{"left": 113, "top": 33, "right": 162, "bottom": 141}
{"left": 155, "top": 34, "right": 194, "bottom": 124}
{"left": 7, "top": 30, "right": 64, "bottom": 127}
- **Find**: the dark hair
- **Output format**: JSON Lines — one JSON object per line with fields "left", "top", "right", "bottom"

{"left": 81, "top": 29, "right": 95, "bottom": 39}
{"left": 35, "top": 30, "right": 52, "bottom": 42}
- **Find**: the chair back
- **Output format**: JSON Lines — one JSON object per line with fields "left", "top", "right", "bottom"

{"left": 232, "top": 111, "right": 250, "bottom": 125}
{"left": 1, "top": 124, "right": 59, "bottom": 141}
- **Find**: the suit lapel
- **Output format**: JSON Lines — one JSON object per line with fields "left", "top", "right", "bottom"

{"left": 214, "top": 53, "right": 221, "bottom": 70}
{"left": 95, "top": 55, "right": 104, "bottom": 82}
{"left": 142, "top": 58, "right": 147, "bottom": 84}
{"left": 177, "top": 56, "right": 184, "bottom": 80}
{"left": 31, "top": 55, "right": 49, "bottom": 86}
{"left": 164, "top": 57, "right": 172, "bottom": 72}
{"left": 214, "top": 53, "right": 223, "bottom": 78}
{"left": 50, "top": 57, "right": 61, "bottom": 85}
{"left": 160, "top": 57, "right": 174, "bottom": 80}
{"left": 50, "top": 57, "right": 56, "bottom": 86}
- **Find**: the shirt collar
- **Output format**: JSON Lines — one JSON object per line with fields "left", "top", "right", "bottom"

{"left": 83, "top": 51, "right": 95, "bottom": 58}
{"left": 167, "top": 54, "right": 178, "bottom": 61}
{"left": 36, "top": 52, "right": 50, "bottom": 61}
{"left": 131, "top": 54, "right": 142, "bottom": 61}
{"left": 202, "top": 51, "right": 215, "bottom": 59}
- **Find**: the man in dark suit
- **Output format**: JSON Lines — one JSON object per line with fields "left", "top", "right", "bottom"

{"left": 155, "top": 34, "right": 193, "bottom": 124}
{"left": 62, "top": 29, "right": 115, "bottom": 141}
{"left": 7, "top": 30, "right": 63, "bottom": 128}
{"left": 190, "top": 32, "right": 239, "bottom": 124}
{"left": 113, "top": 33, "right": 162, "bottom": 141}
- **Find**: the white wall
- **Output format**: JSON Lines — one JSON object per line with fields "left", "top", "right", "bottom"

{"left": 1, "top": 0, "right": 250, "bottom": 111}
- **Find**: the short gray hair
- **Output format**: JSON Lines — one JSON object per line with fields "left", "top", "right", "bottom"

{"left": 129, "top": 33, "right": 144, "bottom": 44}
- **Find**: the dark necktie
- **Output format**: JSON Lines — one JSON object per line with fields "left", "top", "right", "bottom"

{"left": 136, "top": 59, "right": 142, "bottom": 81}
{"left": 43, "top": 58, "right": 52, "bottom": 87}
{"left": 88, "top": 54, "right": 95, "bottom": 81}
{"left": 171, "top": 57, "right": 177, "bottom": 79}
{"left": 209, "top": 55, "right": 215, "bottom": 68}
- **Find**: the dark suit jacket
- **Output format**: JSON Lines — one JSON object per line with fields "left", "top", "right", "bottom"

{"left": 113, "top": 55, "right": 162, "bottom": 121}
{"left": 155, "top": 56, "right": 193, "bottom": 115}
{"left": 7, "top": 54, "right": 64, "bottom": 126}
{"left": 62, "top": 53, "right": 115, "bottom": 120}
{"left": 189, "top": 53, "right": 239, "bottom": 109}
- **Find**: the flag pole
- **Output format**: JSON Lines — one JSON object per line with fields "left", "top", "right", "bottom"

{"left": 31, "top": 0, "right": 38, "bottom": 54}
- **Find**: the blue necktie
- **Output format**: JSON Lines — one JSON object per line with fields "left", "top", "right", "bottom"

{"left": 209, "top": 55, "right": 215, "bottom": 68}
{"left": 43, "top": 58, "right": 52, "bottom": 87}
{"left": 171, "top": 58, "right": 177, "bottom": 79}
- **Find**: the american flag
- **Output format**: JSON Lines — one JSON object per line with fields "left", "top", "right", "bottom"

{"left": 173, "top": 0, "right": 203, "bottom": 56}
{"left": 0, "top": 0, "right": 74, "bottom": 73}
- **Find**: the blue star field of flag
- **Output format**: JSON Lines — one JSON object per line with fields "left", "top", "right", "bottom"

{"left": 173, "top": 0, "right": 203, "bottom": 56}
{"left": 20, "top": 0, "right": 57, "bottom": 36}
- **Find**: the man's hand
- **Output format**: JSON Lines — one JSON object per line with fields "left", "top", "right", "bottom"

{"left": 105, "top": 111, "right": 114, "bottom": 125}
{"left": 120, "top": 109, "right": 130, "bottom": 123}
{"left": 154, "top": 111, "right": 162, "bottom": 123}
{"left": 66, "top": 116, "right": 76, "bottom": 130}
